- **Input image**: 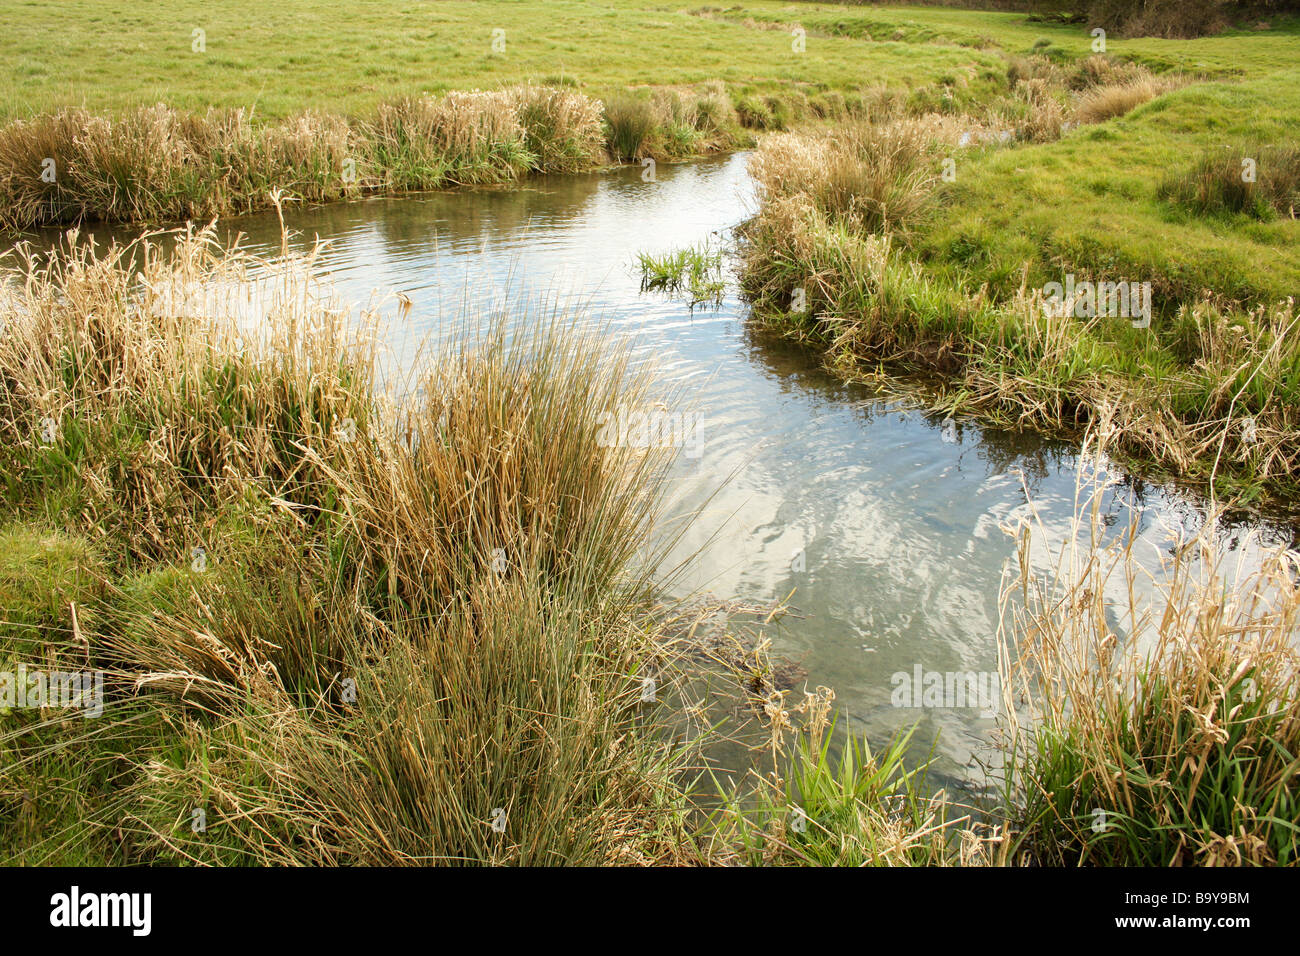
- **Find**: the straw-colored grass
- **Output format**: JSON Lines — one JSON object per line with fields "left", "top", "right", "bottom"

{"left": 1073, "top": 74, "right": 1185, "bottom": 124}
{"left": 751, "top": 117, "right": 953, "bottom": 239}
{"left": 1000, "top": 435, "right": 1300, "bottom": 865}
{"left": 0, "top": 83, "right": 740, "bottom": 230}
{"left": 0, "top": 224, "right": 698, "bottom": 864}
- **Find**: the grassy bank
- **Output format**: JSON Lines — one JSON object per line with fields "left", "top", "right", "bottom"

{"left": 735, "top": 14, "right": 1300, "bottom": 509}
{"left": 0, "top": 227, "right": 701, "bottom": 864}
{"left": 0, "top": 84, "right": 751, "bottom": 230}
{"left": 10, "top": 0, "right": 1257, "bottom": 232}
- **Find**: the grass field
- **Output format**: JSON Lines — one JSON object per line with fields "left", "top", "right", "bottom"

{"left": 4, "top": 0, "right": 1294, "bottom": 124}
{"left": 0, "top": 0, "right": 1008, "bottom": 121}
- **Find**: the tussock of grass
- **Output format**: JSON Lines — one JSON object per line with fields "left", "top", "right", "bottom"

{"left": 1073, "top": 74, "right": 1185, "bottom": 124}
{"left": 511, "top": 85, "right": 607, "bottom": 173}
{"left": 0, "top": 83, "right": 742, "bottom": 230}
{"left": 364, "top": 90, "right": 536, "bottom": 189}
{"left": 1001, "top": 448, "right": 1300, "bottom": 865}
{"left": 602, "top": 94, "right": 658, "bottom": 162}
{"left": 751, "top": 118, "right": 951, "bottom": 239}
{"left": 1159, "top": 142, "right": 1300, "bottom": 220}
{"left": 0, "top": 225, "right": 698, "bottom": 864}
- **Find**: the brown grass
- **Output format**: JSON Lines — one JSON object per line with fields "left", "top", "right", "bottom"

{"left": 1074, "top": 75, "right": 1186, "bottom": 124}
{"left": 1001, "top": 437, "right": 1300, "bottom": 864}
{"left": 0, "top": 223, "right": 701, "bottom": 864}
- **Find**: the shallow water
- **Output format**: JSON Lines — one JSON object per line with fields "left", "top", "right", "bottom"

{"left": 35, "top": 152, "right": 1298, "bottom": 790}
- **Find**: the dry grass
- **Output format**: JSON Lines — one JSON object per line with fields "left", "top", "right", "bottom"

{"left": 1000, "top": 433, "right": 1300, "bottom": 865}
{"left": 0, "top": 84, "right": 698, "bottom": 230}
{"left": 0, "top": 223, "right": 700, "bottom": 864}
{"left": 751, "top": 117, "right": 954, "bottom": 238}
{"left": 1074, "top": 75, "right": 1186, "bottom": 124}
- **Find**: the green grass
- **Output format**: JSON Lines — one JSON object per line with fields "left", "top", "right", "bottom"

{"left": 922, "top": 71, "right": 1300, "bottom": 305}
{"left": 4, "top": 1, "right": 1300, "bottom": 867}
{"left": 638, "top": 243, "right": 726, "bottom": 306}
{"left": 0, "top": 1, "right": 1011, "bottom": 123}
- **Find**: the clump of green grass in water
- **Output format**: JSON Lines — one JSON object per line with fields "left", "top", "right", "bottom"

{"left": 1158, "top": 143, "right": 1300, "bottom": 221}
{"left": 1000, "top": 444, "right": 1300, "bottom": 866}
{"left": 637, "top": 243, "right": 725, "bottom": 306}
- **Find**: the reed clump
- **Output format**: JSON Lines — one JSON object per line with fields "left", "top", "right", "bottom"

{"left": 0, "top": 83, "right": 745, "bottom": 231}
{"left": 750, "top": 118, "right": 951, "bottom": 239}
{"left": 364, "top": 90, "right": 536, "bottom": 189}
{"left": 1001, "top": 443, "right": 1300, "bottom": 865}
{"left": 0, "top": 225, "right": 696, "bottom": 864}
{"left": 602, "top": 94, "right": 659, "bottom": 161}
{"left": 509, "top": 84, "right": 606, "bottom": 173}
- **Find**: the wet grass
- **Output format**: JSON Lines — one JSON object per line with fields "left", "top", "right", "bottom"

{"left": 638, "top": 243, "right": 726, "bottom": 306}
